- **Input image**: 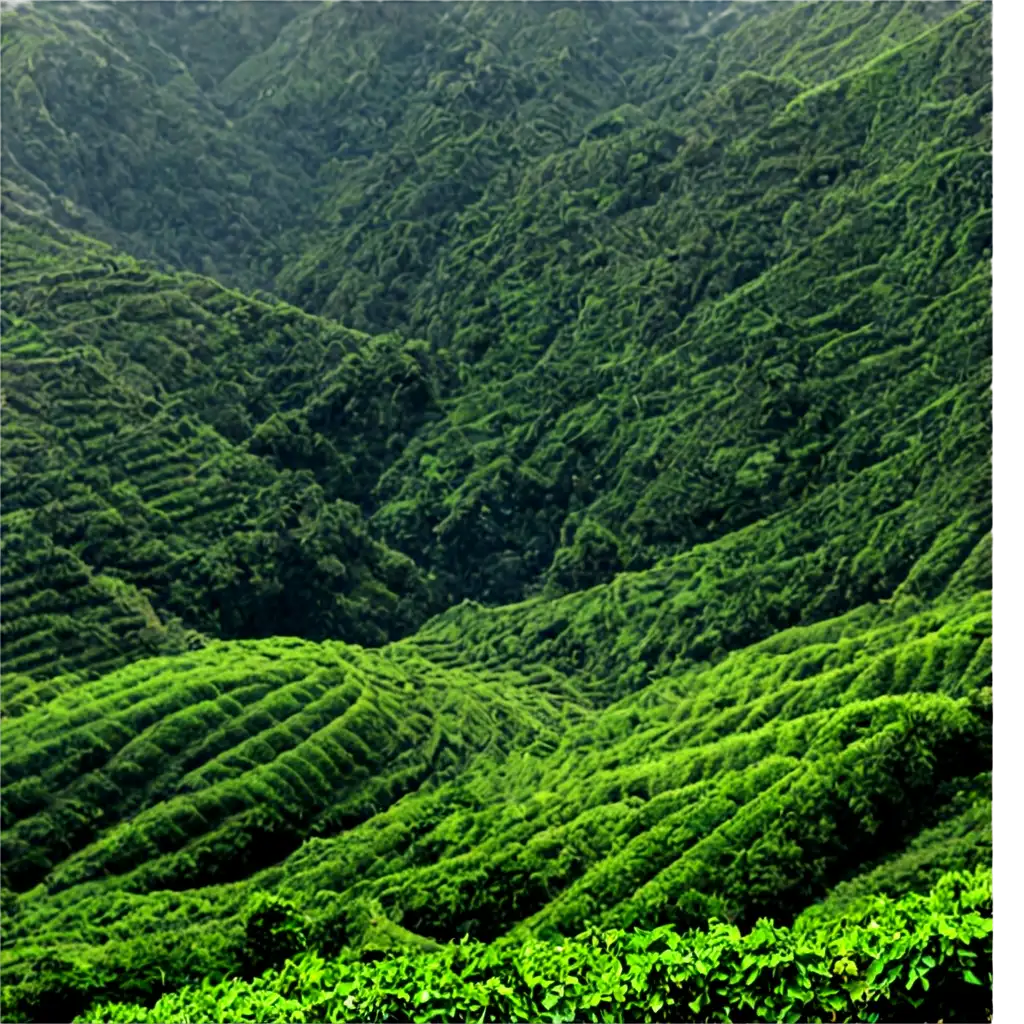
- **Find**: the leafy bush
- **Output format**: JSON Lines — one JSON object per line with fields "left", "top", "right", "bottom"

{"left": 241, "top": 893, "right": 310, "bottom": 976}
{"left": 79, "top": 868, "right": 992, "bottom": 1024}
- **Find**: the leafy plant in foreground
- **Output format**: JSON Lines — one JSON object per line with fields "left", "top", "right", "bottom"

{"left": 79, "top": 868, "right": 992, "bottom": 1024}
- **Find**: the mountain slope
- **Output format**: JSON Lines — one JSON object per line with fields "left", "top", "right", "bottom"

{"left": 0, "top": 3, "right": 993, "bottom": 1023}
{"left": 0, "top": 1, "right": 303, "bottom": 286}
{"left": 367, "top": 1, "right": 991, "bottom": 603}
{"left": 0, "top": 586, "right": 990, "bottom": 1020}
{"left": 4, "top": 0, "right": 989, "bottom": 612}
{"left": 1, "top": 199, "right": 439, "bottom": 690}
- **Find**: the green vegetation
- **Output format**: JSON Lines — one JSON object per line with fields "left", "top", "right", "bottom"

{"left": 0, "top": 2, "right": 991, "bottom": 1022}
{"left": 79, "top": 868, "right": 994, "bottom": 1024}
{"left": 1, "top": 201, "right": 445, "bottom": 685}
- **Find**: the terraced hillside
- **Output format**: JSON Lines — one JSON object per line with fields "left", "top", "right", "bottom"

{"left": 366, "top": 0, "right": 992, "bottom": 604}
{"left": 2, "top": 195, "right": 443, "bottom": 692}
{"left": 0, "top": 585, "right": 991, "bottom": 1021}
{"left": 0, "top": 2, "right": 993, "bottom": 1022}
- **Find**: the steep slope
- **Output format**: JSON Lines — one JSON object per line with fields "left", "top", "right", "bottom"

{"left": 0, "top": 2, "right": 736, "bottom": 291}
{"left": 0, "top": 2, "right": 307, "bottom": 287}
{"left": 274, "top": 1, "right": 956, "bottom": 330}
{"left": 1, "top": 193, "right": 452, "bottom": 504}
{"left": 1, "top": 199, "right": 440, "bottom": 690}
{"left": 368, "top": 1, "right": 991, "bottom": 603}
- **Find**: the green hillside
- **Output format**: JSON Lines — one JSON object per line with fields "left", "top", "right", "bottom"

{"left": 0, "top": 1, "right": 304, "bottom": 286}
{"left": 0, "top": 2, "right": 992, "bottom": 1022}
{"left": 1, "top": 203, "right": 441, "bottom": 693}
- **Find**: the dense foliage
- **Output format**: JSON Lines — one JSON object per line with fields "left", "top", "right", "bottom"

{"left": 0, "top": 2, "right": 992, "bottom": 1022}
{"left": 80, "top": 869, "right": 993, "bottom": 1024}
{"left": 0, "top": 594, "right": 991, "bottom": 1020}
{"left": 2, "top": 199, "right": 447, "bottom": 684}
